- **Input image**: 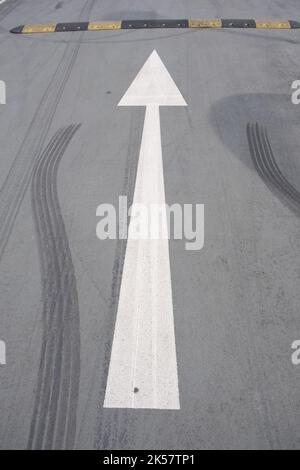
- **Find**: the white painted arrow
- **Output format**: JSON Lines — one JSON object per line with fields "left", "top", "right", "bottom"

{"left": 104, "top": 50, "right": 187, "bottom": 409}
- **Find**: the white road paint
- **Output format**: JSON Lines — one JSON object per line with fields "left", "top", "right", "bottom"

{"left": 104, "top": 50, "right": 186, "bottom": 409}
{"left": 0, "top": 0, "right": 7, "bottom": 5}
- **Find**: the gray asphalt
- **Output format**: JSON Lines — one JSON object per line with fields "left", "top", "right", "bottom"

{"left": 0, "top": 0, "right": 300, "bottom": 450}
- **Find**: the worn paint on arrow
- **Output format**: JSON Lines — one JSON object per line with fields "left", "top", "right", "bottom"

{"left": 104, "top": 50, "right": 186, "bottom": 409}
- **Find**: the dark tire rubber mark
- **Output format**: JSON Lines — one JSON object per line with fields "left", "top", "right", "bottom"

{"left": 28, "top": 124, "right": 81, "bottom": 450}
{"left": 0, "top": 0, "right": 96, "bottom": 265}
{"left": 247, "top": 122, "right": 300, "bottom": 213}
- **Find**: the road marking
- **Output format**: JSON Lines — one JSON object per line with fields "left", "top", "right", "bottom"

{"left": 104, "top": 50, "right": 186, "bottom": 409}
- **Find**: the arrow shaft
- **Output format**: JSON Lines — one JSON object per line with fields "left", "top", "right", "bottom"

{"left": 104, "top": 105, "right": 180, "bottom": 409}
{"left": 132, "top": 105, "right": 164, "bottom": 206}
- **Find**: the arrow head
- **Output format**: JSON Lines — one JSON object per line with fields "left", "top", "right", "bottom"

{"left": 118, "top": 50, "right": 187, "bottom": 107}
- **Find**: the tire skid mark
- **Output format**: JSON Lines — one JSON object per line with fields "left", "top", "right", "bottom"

{"left": 29, "top": 128, "right": 71, "bottom": 450}
{"left": 28, "top": 124, "right": 81, "bottom": 450}
{"left": 247, "top": 123, "right": 300, "bottom": 212}
{"left": 246, "top": 122, "right": 300, "bottom": 448}
{"left": 32, "top": 127, "right": 75, "bottom": 450}
{"left": 0, "top": 0, "right": 96, "bottom": 264}
{"left": 47, "top": 125, "right": 81, "bottom": 450}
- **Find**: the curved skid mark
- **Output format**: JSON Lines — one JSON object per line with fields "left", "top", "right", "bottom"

{"left": 247, "top": 123, "right": 300, "bottom": 213}
{"left": 28, "top": 124, "right": 81, "bottom": 450}
{"left": 0, "top": 0, "right": 96, "bottom": 265}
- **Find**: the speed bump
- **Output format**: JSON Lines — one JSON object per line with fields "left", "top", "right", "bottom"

{"left": 10, "top": 18, "right": 300, "bottom": 33}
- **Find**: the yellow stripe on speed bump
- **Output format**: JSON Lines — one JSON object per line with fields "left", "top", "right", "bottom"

{"left": 189, "top": 19, "right": 222, "bottom": 28}
{"left": 255, "top": 20, "right": 291, "bottom": 29}
{"left": 22, "top": 23, "right": 56, "bottom": 33}
{"left": 88, "top": 21, "right": 121, "bottom": 30}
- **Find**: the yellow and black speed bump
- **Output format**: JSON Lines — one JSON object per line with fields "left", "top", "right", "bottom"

{"left": 10, "top": 18, "right": 300, "bottom": 33}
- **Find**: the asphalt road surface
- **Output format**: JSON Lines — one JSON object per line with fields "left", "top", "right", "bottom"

{"left": 0, "top": 0, "right": 300, "bottom": 450}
